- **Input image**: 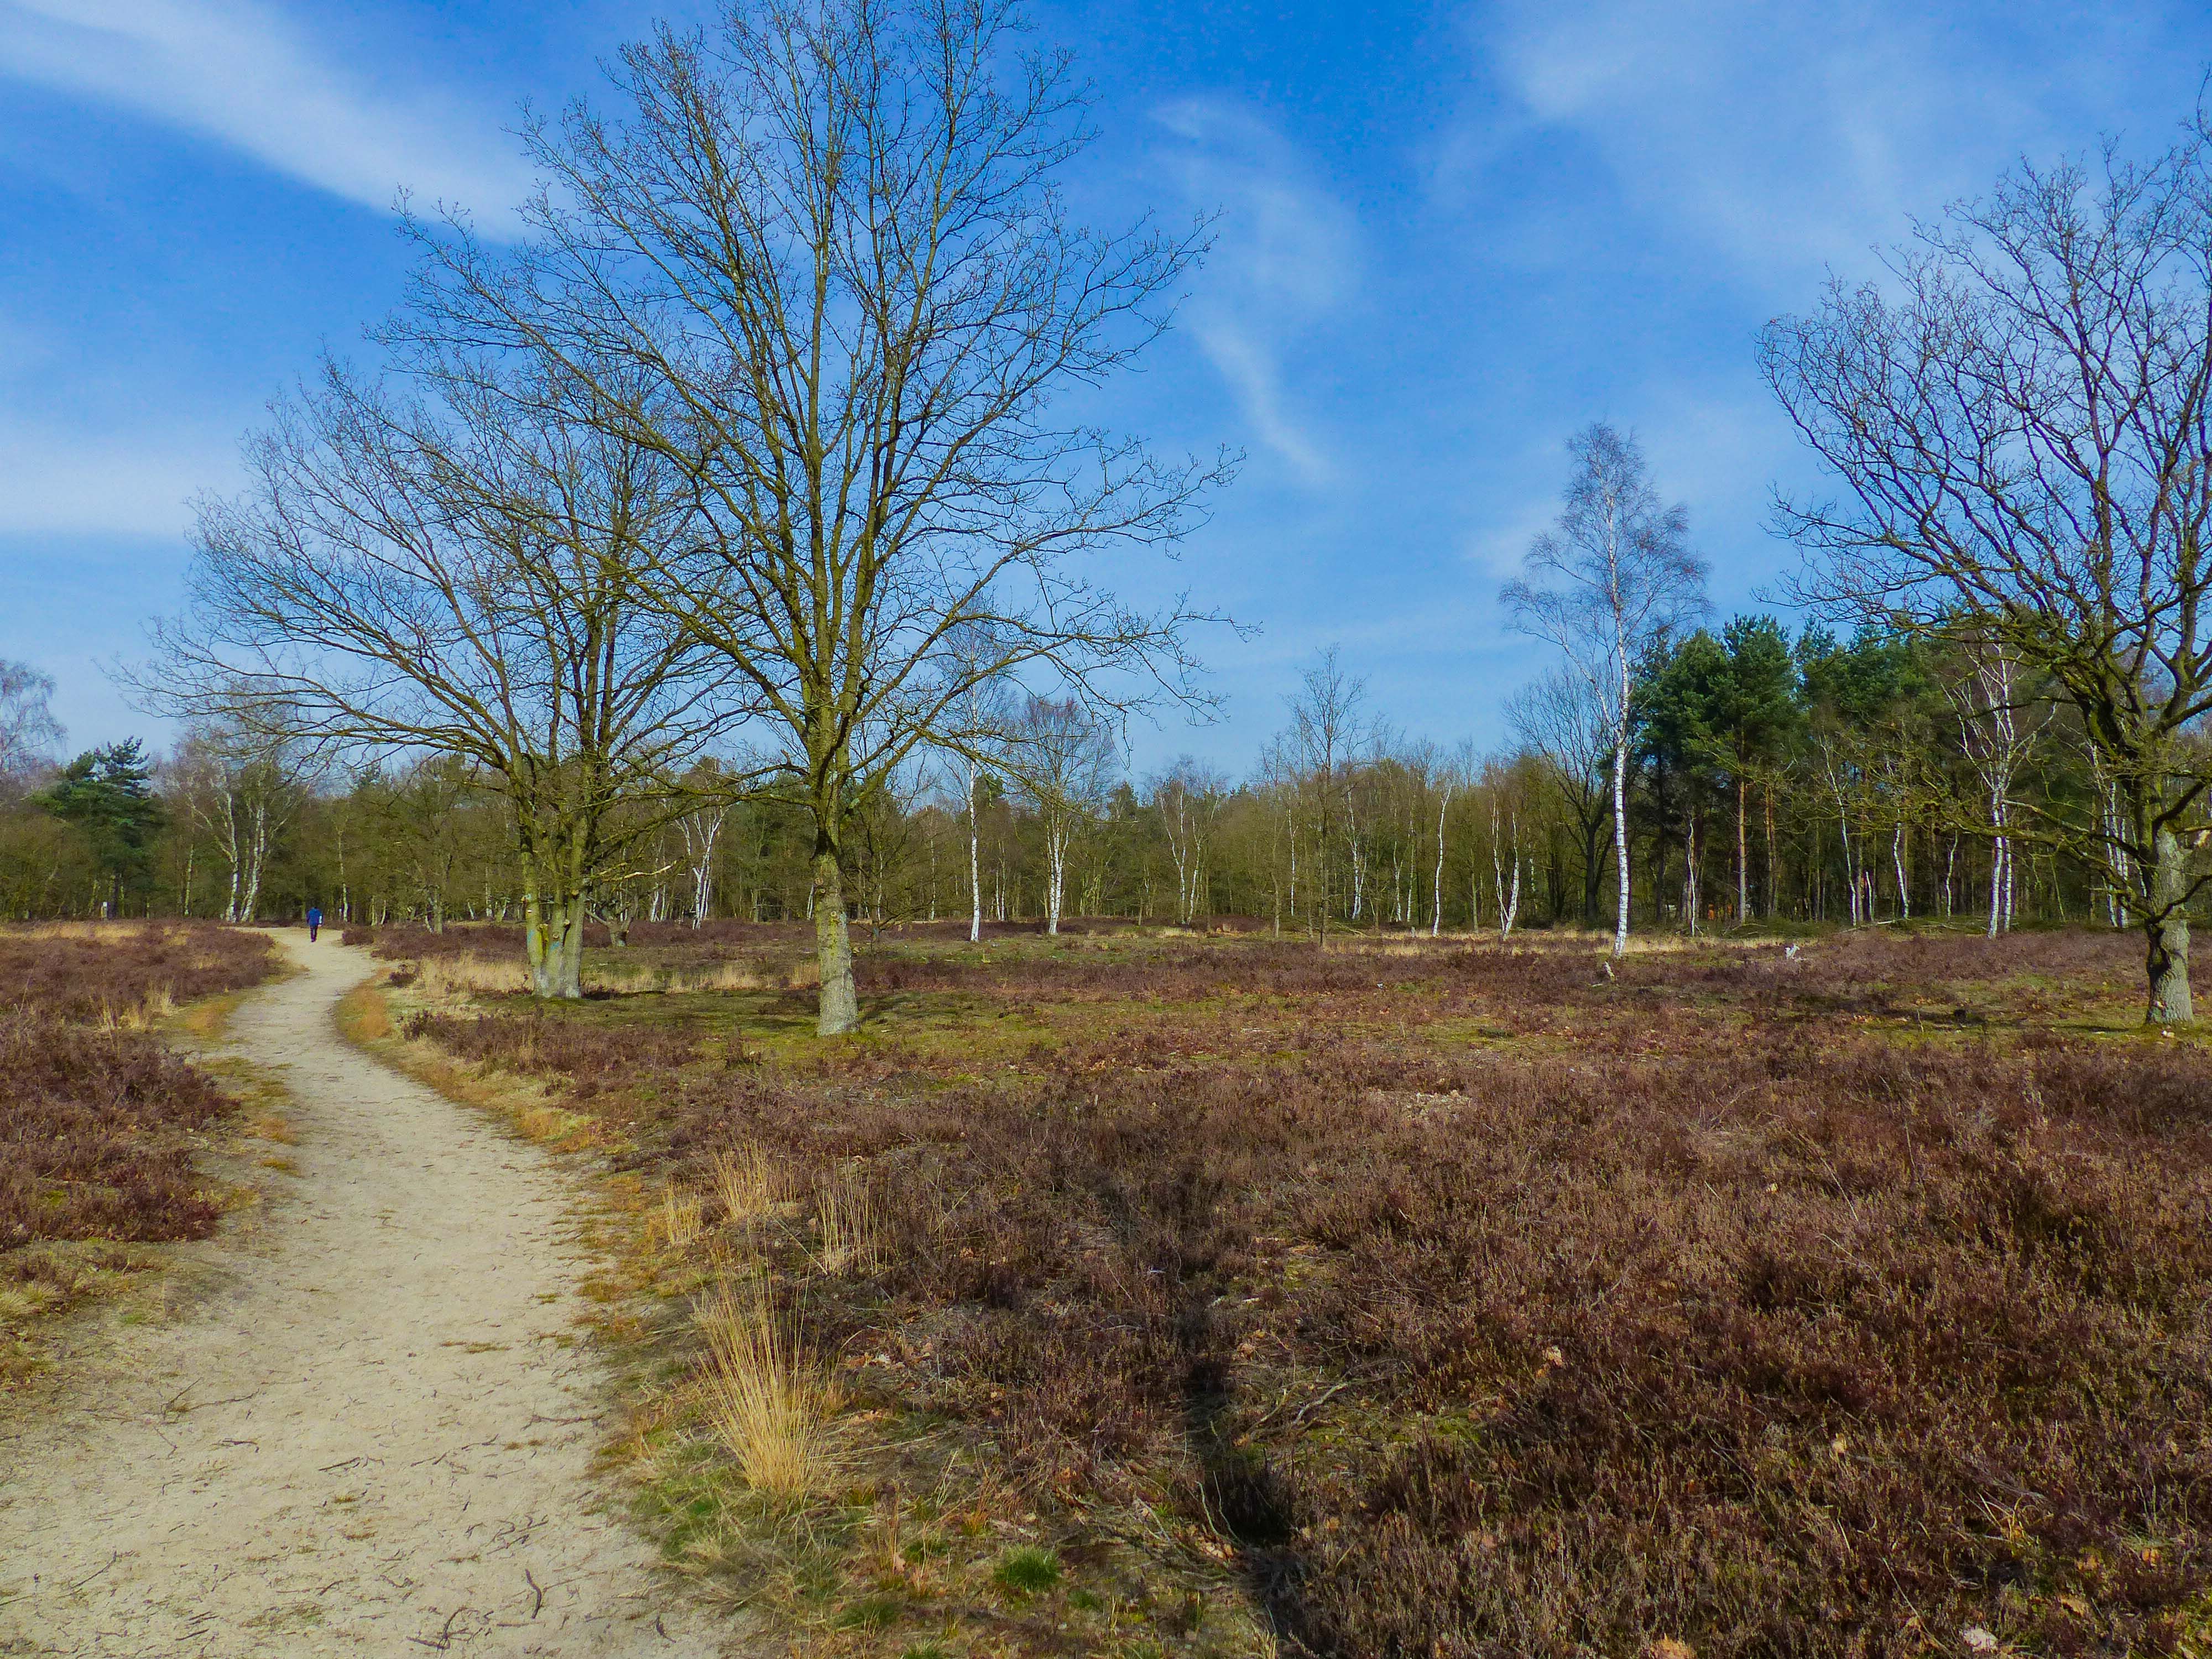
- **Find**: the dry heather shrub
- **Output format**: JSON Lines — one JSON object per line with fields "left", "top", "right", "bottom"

{"left": 0, "top": 922, "right": 274, "bottom": 1022}
{"left": 0, "top": 1012, "right": 236, "bottom": 1246}
{"left": 400, "top": 1011, "right": 697, "bottom": 1085}
{"left": 696, "top": 1280, "right": 833, "bottom": 1497}
{"left": 710, "top": 1145, "right": 782, "bottom": 1223}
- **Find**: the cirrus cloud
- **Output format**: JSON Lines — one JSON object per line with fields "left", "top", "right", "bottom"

{"left": 0, "top": 0, "right": 533, "bottom": 218}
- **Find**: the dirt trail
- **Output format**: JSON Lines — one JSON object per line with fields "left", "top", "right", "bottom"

{"left": 0, "top": 933, "right": 723, "bottom": 1657}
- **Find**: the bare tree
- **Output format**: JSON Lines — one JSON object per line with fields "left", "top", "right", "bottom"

{"left": 170, "top": 719, "right": 318, "bottom": 922}
{"left": 1014, "top": 697, "right": 1118, "bottom": 933}
{"left": 1765, "top": 125, "right": 2212, "bottom": 1021}
{"left": 404, "top": 0, "right": 1225, "bottom": 1032}
{"left": 142, "top": 357, "right": 730, "bottom": 998}
{"left": 1489, "top": 793, "right": 1523, "bottom": 939}
{"left": 1284, "top": 647, "right": 1365, "bottom": 947}
{"left": 1943, "top": 643, "right": 2048, "bottom": 937}
{"left": 1148, "top": 757, "right": 1227, "bottom": 926}
{"left": 0, "top": 661, "right": 62, "bottom": 801}
{"left": 676, "top": 758, "right": 738, "bottom": 925}
{"left": 1508, "top": 668, "right": 1615, "bottom": 928}
{"left": 1428, "top": 747, "right": 1467, "bottom": 939}
{"left": 1504, "top": 424, "right": 1708, "bottom": 958}
{"left": 931, "top": 624, "right": 1019, "bottom": 944}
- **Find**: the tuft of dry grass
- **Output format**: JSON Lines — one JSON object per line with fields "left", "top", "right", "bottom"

{"left": 659, "top": 1182, "right": 705, "bottom": 1252}
{"left": 98, "top": 985, "right": 175, "bottom": 1031}
{"left": 335, "top": 983, "right": 393, "bottom": 1041}
{"left": 410, "top": 953, "right": 531, "bottom": 999}
{"left": 709, "top": 1145, "right": 783, "bottom": 1224}
{"left": 695, "top": 1279, "right": 834, "bottom": 1499}
{"left": 811, "top": 1175, "right": 881, "bottom": 1276}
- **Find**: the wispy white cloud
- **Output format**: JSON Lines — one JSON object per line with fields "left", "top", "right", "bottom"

{"left": 0, "top": 0, "right": 531, "bottom": 217}
{"left": 1457, "top": 0, "right": 2190, "bottom": 286}
{"left": 0, "top": 417, "right": 235, "bottom": 538}
{"left": 1461, "top": 479, "right": 1563, "bottom": 583}
{"left": 1154, "top": 101, "right": 1359, "bottom": 484}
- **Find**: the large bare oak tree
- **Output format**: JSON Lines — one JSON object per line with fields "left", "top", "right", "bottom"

{"left": 407, "top": 0, "right": 1225, "bottom": 1033}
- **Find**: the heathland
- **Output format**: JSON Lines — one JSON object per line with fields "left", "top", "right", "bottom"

{"left": 0, "top": 921, "right": 277, "bottom": 1374}
{"left": 347, "top": 919, "right": 2212, "bottom": 1659}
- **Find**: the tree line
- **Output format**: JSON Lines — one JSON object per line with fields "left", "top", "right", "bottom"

{"left": 0, "top": 616, "right": 2161, "bottom": 951}
{"left": 4, "top": 0, "right": 2209, "bottom": 1024}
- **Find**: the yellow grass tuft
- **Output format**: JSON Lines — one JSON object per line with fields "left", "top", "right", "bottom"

{"left": 336, "top": 984, "right": 393, "bottom": 1041}
{"left": 709, "top": 1145, "right": 784, "bottom": 1224}
{"left": 96, "top": 985, "right": 176, "bottom": 1032}
{"left": 812, "top": 1175, "right": 882, "bottom": 1276}
{"left": 695, "top": 1281, "right": 834, "bottom": 1498}
{"left": 659, "top": 1182, "right": 705, "bottom": 1251}
{"left": 411, "top": 953, "right": 531, "bottom": 998}
{"left": 674, "top": 960, "right": 767, "bottom": 993}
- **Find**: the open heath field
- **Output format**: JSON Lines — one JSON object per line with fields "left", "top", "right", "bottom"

{"left": 353, "top": 920, "right": 2212, "bottom": 1659}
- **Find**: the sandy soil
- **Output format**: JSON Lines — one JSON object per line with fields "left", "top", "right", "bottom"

{"left": 0, "top": 933, "right": 727, "bottom": 1657}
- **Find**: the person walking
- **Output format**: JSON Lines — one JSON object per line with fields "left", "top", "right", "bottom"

{"left": 306, "top": 904, "right": 323, "bottom": 943}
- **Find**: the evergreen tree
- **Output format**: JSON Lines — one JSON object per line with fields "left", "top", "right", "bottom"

{"left": 40, "top": 739, "right": 165, "bottom": 914}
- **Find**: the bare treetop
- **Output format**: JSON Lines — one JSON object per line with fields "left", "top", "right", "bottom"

{"left": 1764, "top": 118, "right": 2212, "bottom": 1021}
{"left": 0, "top": 662, "right": 62, "bottom": 798}
{"left": 1503, "top": 424, "right": 1706, "bottom": 724}
{"left": 395, "top": 0, "right": 1229, "bottom": 1030}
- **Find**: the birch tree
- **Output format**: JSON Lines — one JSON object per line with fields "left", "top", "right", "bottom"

{"left": 171, "top": 721, "right": 315, "bottom": 922}
{"left": 1014, "top": 697, "right": 1116, "bottom": 933}
{"left": 1284, "top": 648, "right": 1365, "bottom": 946}
{"left": 0, "top": 662, "right": 62, "bottom": 798}
{"left": 1504, "top": 424, "right": 1707, "bottom": 957}
{"left": 1944, "top": 643, "right": 2046, "bottom": 937}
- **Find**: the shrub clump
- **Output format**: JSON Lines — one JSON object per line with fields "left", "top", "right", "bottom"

{"left": 0, "top": 923, "right": 277, "bottom": 1262}
{"left": 0, "top": 1011, "right": 237, "bottom": 1247}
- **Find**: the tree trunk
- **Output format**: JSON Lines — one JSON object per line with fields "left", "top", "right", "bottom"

{"left": 1431, "top": 786, "right": 1449, "bottom": 938}
{"left": 1987, "top": 827, "right": 2006, "bottom": 939}
{"left": 1736, "top": 775, "right": 1750, "bottom": 925}
{"left": 1683, "top": 813, "right": 1700, "bottom": 937}
{"left": 1610, "top": 731, "right": 1630, "bottom": 957}
{"left": 1763, "top": 784, "right": 1777, "bottom": 920}
{"left": 815, "top": 841, "right": 860, "bottom": 1036}
{"left": 2146, "top": 827, "right": 2194, "bottom": 1025}
{"left": 525, "top": 888, "right": 587, "bottom": 1000}
{"left": 967, "top": 761, "right": 983, "bottom": 945}
{"left": 1046, "top": 822, "right": 1066, "bottom": 936}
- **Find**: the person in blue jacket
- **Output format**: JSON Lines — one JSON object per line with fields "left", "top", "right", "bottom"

{"left": 307, "top": 905, "right": 323, "bottom": 943}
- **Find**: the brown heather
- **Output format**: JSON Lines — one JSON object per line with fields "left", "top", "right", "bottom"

{"left": 0, "top": 922, "right": 278, "bottom": 1022}
{"left": 0, "top": 924, "right": 278, "bottom": 1254}
{"left": 393, "top": 924, "right": 2212, "bottom": 1656}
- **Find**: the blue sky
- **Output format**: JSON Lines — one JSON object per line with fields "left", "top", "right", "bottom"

{"left": 3, "top": 0, "right": 2208, "bottom": 774}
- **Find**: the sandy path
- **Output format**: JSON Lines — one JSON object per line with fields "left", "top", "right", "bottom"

{"left": 0, "top": 933, "right": 724, "bottom": 1657}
